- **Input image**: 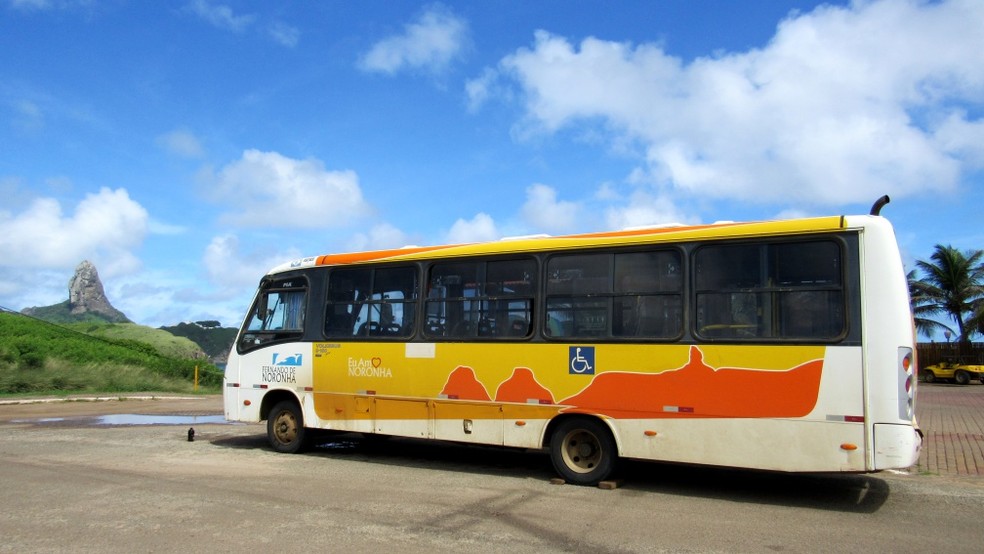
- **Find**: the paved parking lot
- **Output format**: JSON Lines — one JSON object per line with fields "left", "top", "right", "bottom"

{"left": 916, "top": 382, "right": 984, "bottom": 476}
{"left": 2, "top": 383, "right": 981, "bottom": 478}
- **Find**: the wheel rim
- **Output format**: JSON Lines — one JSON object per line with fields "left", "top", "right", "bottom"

{"left": 560, "top": 429, "right": 604, "bottom": 474}
{"left": 272, "top": 410, "right": 298, "bottom": 445}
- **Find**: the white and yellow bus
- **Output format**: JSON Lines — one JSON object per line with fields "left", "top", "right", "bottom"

{"left": 224, "top": 202, "right": 921, "bottom": 485}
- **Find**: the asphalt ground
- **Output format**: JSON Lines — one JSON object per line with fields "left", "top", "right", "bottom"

{"left": 1, "top": 382, "right": 981, "bottom": 478}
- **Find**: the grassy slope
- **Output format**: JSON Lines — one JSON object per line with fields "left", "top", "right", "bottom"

{"left": 0, "top": 312, "right": 221, "bottom": 395}
{"left": 160, "top": 322, "right": 237, "bottom": 360}
{"left": 69, "top": 322, "right": 205, "bottom": 359}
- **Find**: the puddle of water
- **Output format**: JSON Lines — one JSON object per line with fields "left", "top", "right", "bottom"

{"left": 10, "top": 414, "right": 230, "bottom": 426}
{"left": 315, "top": 440, "right": 359, "bottom": 450}
{"left": 96, "top": 414, "right": 228, "bottom": 426}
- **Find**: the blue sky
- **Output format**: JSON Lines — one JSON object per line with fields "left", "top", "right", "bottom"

{"left": 1, "top": 0, "right": 982, "bottom": 335}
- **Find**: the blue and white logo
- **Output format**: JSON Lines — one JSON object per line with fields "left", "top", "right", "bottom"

{"left": 272, "top": 353, "right": 303, "bottom": 366}
{"left": 569, "top": 346, "right": 595, "bottom": 374}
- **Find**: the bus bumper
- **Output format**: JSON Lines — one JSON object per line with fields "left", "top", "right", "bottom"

{"left": 873, "top": 423, "right": 922, "bottom": 470}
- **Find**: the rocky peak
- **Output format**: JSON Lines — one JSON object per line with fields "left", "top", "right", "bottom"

{"left": 67, "top": 260, "right": 130, "bottom": 323}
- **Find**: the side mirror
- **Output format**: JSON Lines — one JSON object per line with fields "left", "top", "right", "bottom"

{"left": 256, "top": 293, "right": 270, "bottom": 323}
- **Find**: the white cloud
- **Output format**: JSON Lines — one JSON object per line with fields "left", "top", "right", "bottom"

{"left": 13, "top": 99, "right": 44, "bottom": 133}
{"left": 148, "top": 218, "right": 187, "bottom": 235}
{"left": 107, "top": 263, "right": 256, "bottom": 328}
{"left": 347, "top": 223, "right": 414, "bottom": 253}
{"left": 359, "top": 3, "right": 469, "bottom": 75}
{"left": 8, "top": 0, "right": 51, "bottom": 9}
{"left": 269, "top": 21, "right": 300, "bottom": 47}
{"left": 203, "top": 233, "right": 301, "bottom": 289}
{"left": 480, "top": 0, "right": 984, "bottom": 207}
{"left": 157, "top": 129, "right": 204, "bottom": 158}
{"left": 464, "top": 67, "right": 498, "bottom": 112}
{"left": 603, "top": 191, "right": 694, "bottom": 231}
{"left": 208, "top": 149, "right": 372, "bottom": 229}
{"left": 520, "top": 183, "right": 581, "bottom": 234}
{"left": 0, "top": 187, "right": 148, "bottom": 272}
{"left": 7, "top": 0, "right": 95, "bottom": 10}
{"left": 933, "top": 111, "right": 984, "bottom": 169}
{"left": 186, "top": 0, "right": 255, "bottom": 33}
{"left": 445, "top": 213, "right": 498, "bottom": 244}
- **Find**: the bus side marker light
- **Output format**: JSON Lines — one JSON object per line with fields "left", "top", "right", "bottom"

{"left": 644, "top": 430, "right": 658, "bottom": 437}
{"left": 840, "top": 443, "right": 858, "bottom": 451}
{"left": 515, "top": 420, "right": 526, "bottom": 427}
{"left": 243, "top": 400, "right": 251, "bottom": 407}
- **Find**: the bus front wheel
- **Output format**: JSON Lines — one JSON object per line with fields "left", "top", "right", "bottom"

{"left": 267, "top": 400, "right": 307, "bottom": 453}
{"left": 549, "top": 417, "right": 617, "bottom": 486}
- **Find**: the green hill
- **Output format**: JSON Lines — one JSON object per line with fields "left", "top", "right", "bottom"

{"left": 0, "top": 311, "right": 221, "bottom": 395}
{"left": 70, "top": 322, "right": 206, "bottom": 360}
{"left": 20, "top": 300, "right": 127, "bottom": 325}
{"left": 160, "top": 321, "right": 237, "bottom": 362}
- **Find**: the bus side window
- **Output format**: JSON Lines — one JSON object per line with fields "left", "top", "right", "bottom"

{"left": 774, "top": 241, "right": 844, "bottom": 339}
{"left": 613, "top": 250, "right": 682, "bottom": 339}
{"left": 694, "top": 240, "right": 844, "bottom": 341}
{"left": 425, "top": 258, "right": 535, "bottom": 340}
{"left": 545, "top": 253, "right": 608, "bottom": 338}
{"left": 325, "top": 266, "right": 417, "bottom": 339}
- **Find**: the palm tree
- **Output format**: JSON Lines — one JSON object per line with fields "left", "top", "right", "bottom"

{"left": 911, "top": 245, "right": 984, "bottom": 344}
{"left": 907, "top": 269, "right": 953, "bottom": 338}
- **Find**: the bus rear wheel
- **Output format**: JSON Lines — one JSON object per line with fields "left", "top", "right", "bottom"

{"left": 549, "top": 417, "right": 617, "bottom": 486}
{"left": 267, "top": 400, "right": 307, "bottom": 453}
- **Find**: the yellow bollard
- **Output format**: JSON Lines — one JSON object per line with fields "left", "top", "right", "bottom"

{"left": 194, "top": 365, "right": 199, "bottom": 391}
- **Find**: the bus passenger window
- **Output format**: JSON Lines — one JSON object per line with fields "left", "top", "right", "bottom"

{"left": 613, "top": 250, "right": 682, "bottom": 338}
{"left": 546, "top": 249, "right": 682, "bottom": 340}
{"left": 546, "top": 254, "right": 609, "bottom": 338}
{"left": 694, "top": 240, "right": 844, "bottom": 341}
{"left": 325, "top": 266, "right": 417, "bottom": 339}
{"left": 425, "top": 258, "right": 535, "bottom": 340}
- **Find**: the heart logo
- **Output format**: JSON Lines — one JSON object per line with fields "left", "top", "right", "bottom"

{"left": 371, "top": 357, "right": 382, "bottom": 368}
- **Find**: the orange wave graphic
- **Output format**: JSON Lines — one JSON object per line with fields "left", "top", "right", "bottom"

{"left": 559, "top": 345, "right": 823, "bottom": 419}
{"left": 494, "top": 367, "right": 555, "bottom": 404}
{"left": 440, "top": 366, "right": 491, "bottom": 401}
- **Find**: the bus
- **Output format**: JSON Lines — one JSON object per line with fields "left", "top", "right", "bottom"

{"left": 224, "top": 202, "right": 921, "bottom": 485}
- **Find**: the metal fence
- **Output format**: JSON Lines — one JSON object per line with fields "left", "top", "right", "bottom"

{"left": 917, "top": 342, "right": 984, "bottom": 368}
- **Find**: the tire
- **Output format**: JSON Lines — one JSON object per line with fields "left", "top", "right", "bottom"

{"left": 923, "top": 370, "right": 935, "bottom": 383}
{"left": 549, "top": 417, "right": 618, "bottom": 486}
{"left": 955, "top": 370, "right": 971, "bottom": 386}
{"left": 267, "top": 400, "right": 307, "bottom": 453}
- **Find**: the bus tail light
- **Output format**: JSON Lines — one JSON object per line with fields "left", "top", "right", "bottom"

{"left": 898, "top": 347, "right": 915, "bottom": 420}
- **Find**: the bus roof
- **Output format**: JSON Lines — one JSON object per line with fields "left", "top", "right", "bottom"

{"left": 269, "top": 215, "right": 856, "bottom": 274}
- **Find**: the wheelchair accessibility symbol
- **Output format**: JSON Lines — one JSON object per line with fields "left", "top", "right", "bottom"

{"left": 569, "top": 346, "right": 595, "bottom": 374}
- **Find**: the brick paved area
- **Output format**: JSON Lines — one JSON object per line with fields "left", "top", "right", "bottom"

{"left": 915, "top": 382, "right": 984, "bottom": 476}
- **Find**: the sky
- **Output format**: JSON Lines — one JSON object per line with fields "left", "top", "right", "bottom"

{"left": 1, "top": 0, "right": 983, "bottom": 336}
